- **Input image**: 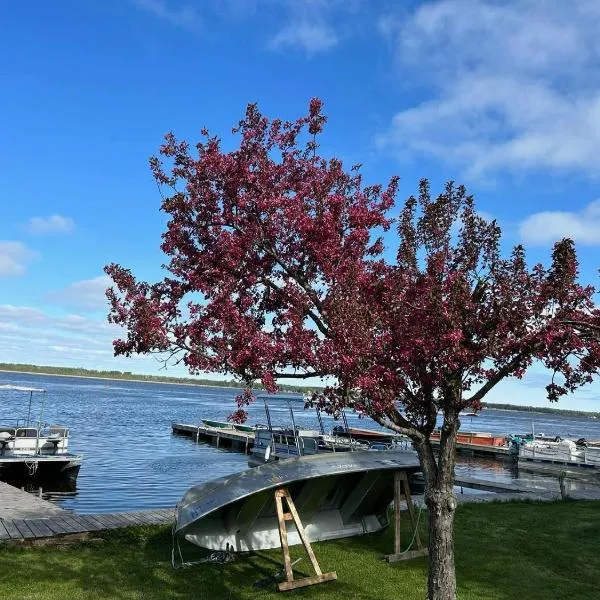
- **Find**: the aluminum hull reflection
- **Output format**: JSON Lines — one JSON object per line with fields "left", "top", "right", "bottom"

{"left": 175, "top": 451, "right": 420, "bottom": 551}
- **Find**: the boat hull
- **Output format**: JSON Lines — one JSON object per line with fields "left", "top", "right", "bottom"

{"left": 431, "top": 431, "right": 507, "bottom": 447}
{"left": 176, "top": 451, "right": 420, "bottom": 552}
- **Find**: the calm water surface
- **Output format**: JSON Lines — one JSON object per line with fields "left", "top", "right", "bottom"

{"left": 1, "top": 371, "right": 599, "bottom": 513}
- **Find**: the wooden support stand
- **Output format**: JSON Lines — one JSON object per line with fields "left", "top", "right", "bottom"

{"left": 385, "top": 470, "right": 429, "bottom": 563}
{"left": 274, "top": 488, "right": 337, "bottom": 592}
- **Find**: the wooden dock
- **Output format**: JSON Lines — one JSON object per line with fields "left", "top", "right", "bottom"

{"left": 0, "top": 508, "right": 174, "bottom": 542}
{"left": 172, "top": 422, "right": 255, "bottom": 453}
{"left": 430, "top": 439, "right": 514, "bottom": 460}
{"left": 0, "top": 479, "right": 174, "bottom": 543}
{"left": 0, "top": 480, "right": 65, "bottom": 520}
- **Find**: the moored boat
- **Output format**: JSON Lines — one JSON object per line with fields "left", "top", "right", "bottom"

{"left": 430, "top": 430, "right": 507, "bottom": 447}
{"left": 0, "top": 384, "right": 83, "bottom": 480}
{"left": 201, "top": 419, "right": 234, "bottom": 430}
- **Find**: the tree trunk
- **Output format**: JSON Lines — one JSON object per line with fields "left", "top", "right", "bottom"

{"left": 419, "top": 412, "right": 459, "bottom": 600}
{"left": 425, "top": 481, "right": 457, "bottom": 600}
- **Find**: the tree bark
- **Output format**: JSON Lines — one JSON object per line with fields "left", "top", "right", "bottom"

{"left": 425, "top": 481, "right": 457, "bottom": 600}
{"left": 418, "top": 412, "right": 459, "bottom": 600}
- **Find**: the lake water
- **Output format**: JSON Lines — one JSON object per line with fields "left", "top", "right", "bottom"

{"left": 1, "top": 371, "right": 599, "bottom": 513}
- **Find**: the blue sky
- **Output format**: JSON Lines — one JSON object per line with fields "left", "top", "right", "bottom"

{"left": 1, "top": 0, "right": 600, "bottom": 411}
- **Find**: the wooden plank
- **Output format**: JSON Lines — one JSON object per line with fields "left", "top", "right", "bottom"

{"left": 394, "top": 471, "right": 402, "bottom": 554}
{"left": 137, "top": 511, "right": 164, "bottom": 525}
{"left": 400, "top": 472, "right": 422, "bottom": 550}
{"left": 115, "top": 513, "right": 142, "bottom": 526}
{"left": 157, "top": 509, "right": 175, "bottom": 519}
{"left": 385, "top": 548, "right": 429, "bottom": 563}
{"left": 143, "top": 511, "right": 167, "bottom": 524}
{"left": 1, "top": 519, "right": 23, "bottom": 539}
{"left": 117, "top": 512, "right": 147, "bottom": 526}
{"left": 72, "top": 515, "right": 105, "bottom": 531}
{"left": 25, "top": 519, "right": 54, "bottom": 538}
{"left": 58, "top": 515, "right": 88, "bottom": 534}
{"left": 78, "top": 514, "right": 107, "bottom": 530}
{"left": 274, "top": 490, "right": 294, "bottom": 583}
{"left": 43, "top": 517, "right": 71, "bottom": 535}
{"left": 0, "top": 519, "right": 11, "bottom": 539}
{"left": 283, "top": 489, "right": 322, "bottom": 577}
{"left": 66, "top": 514, "right": 97, "bottom": 532}
{"left": 278, "top": 572, "right": 337, "bottom": 591}
{"left": 12, "top": 519, "right": 36, "bottom": 539}
{"left": 87, "top": 513, "right": 114, "bottom": 528}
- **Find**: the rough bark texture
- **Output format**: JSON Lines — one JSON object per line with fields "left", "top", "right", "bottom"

{"left": 426, "top": 484, "right": 457, "bottom": 600}
{"left": 419, "top": 412, "right": 459, "bottom": 600}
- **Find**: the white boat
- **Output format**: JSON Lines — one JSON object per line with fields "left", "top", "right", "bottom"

{"left": 0, "top": 385, "right": 71, "bottom": 455}
{"left": 518, "top": 438, "right": 600, "bottom": 467}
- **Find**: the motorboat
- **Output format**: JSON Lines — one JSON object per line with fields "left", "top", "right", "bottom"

{"left": 175, "top": 450, "right": 421, "bottom": 552}
{"left": 517, "top": 438, "right": 600, "bottom": 467}
{"left": 0, "top": 385, "right": 71, "bottom": 455}
{"left": 0, "top": 384, "right": 82, "bottom": 479}
{"left": 248, "top": 397, "right": 370, "bottom": 467}
{"left": 249, "top": 396, "right": 414, "bottom": 467}
{"left": 430, "top": 430, "right": 508, "bottom": 448}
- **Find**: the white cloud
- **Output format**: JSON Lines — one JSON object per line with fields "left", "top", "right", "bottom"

{"left": 0, "top": 303, "right": 196, "bottom": 376}
{"left": 270, "top": 22, "right": 338, "bottom": 54}
{"left": 131, "top": 0, "right": 202, "bottom": 32}
{"left": 519, "top": 200, "right": 600, "bottom": 246}
{"left": 378, "top": 0, "right": 600, "bottom": 179}
{"left": 266, "top": 0, "right": 362, "bottom": 55}
{"left": 26, "top": 215, "right": 75, "bottom": 234}
{"left": 0, "top": 241, "right": 38, "bottom": 276}
{"left": 46, "top": 275, "right": 112, "bottom": 312}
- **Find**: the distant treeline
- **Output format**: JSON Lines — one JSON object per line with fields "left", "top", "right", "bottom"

{"left": 483, "top": 402, "right": 600, "bottom": 419}
{"left": 0, "top": 363, "right": 320, "bottom": 394}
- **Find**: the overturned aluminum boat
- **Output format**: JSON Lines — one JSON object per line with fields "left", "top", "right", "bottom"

{"left": 175, "top": 450, "right": 420, "bottom": 551}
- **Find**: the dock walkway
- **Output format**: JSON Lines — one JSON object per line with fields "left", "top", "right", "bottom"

{"left": 172, "top": 422, "right": 254, "bottom": 452}
{"left": 0, "top": 480, "right": 65, "bottom": 520}
{"left": 0, "top": 509, "right": 174, "bottom": 542}
{"left": 0, "top": 479, "right": 174, "bottom": 542}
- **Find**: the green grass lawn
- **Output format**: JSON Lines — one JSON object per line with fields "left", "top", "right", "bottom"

{"left": 1, "top": 500, "right": 598, "bottom": 600}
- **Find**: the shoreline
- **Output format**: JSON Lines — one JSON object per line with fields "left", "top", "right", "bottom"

{"left": 0, "top": 368, "right": 596, "bottom": 417}
{"left": 0, "top": 369, "right": 245, "bottom": 391}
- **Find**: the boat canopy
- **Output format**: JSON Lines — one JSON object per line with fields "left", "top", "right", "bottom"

{"left": 0, "top": 385, "right": 46, "bottom": 393}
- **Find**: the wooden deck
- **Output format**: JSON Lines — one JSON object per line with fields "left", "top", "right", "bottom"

{"left": 0, "top": 509, "right": 175, "bottom": 541}
{"left": 0, "top": 480, "right": 65, "bottom": 519}
{"left": 172, "top": 422, "right": 254, "bottom": 453}
{"left": 0, "top": 479, "right": 174, "bottom": 542}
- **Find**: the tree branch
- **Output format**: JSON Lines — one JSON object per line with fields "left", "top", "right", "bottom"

{"left": 465, "top": 349, "right": 530, "bottom": 404}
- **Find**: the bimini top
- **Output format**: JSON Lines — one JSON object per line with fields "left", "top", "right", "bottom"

{"left": 0, "top": 384, "right": 46, "bottom": 393}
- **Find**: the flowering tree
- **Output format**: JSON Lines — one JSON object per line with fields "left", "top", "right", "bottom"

{"left": 105, "top": 100, "right": 600, "bottom": 600}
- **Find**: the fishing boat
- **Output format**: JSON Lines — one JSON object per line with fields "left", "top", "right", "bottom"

{"left": 249, "top": 397, "right": 364, "bottom": 466}
{"left": 175, "top": 450, "right": 421, "bottom": 552}
{"left": 0, "top": 385, "right": 72, "bottom": 455}
{"left": 430, "top": 430, "right": 508, "bottom": 448}
{"left": 331, "top": 425, "right": 395, "bottom": 444}
{"left": 0, "top": 384, "right": 82, "bottom": 479}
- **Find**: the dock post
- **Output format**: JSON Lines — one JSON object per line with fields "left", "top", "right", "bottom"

{"left": 216, "top": 432, "right": 220, "bottom": 448}
{"left": 558, "top": 471, "right": 568, "bottom": 500}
